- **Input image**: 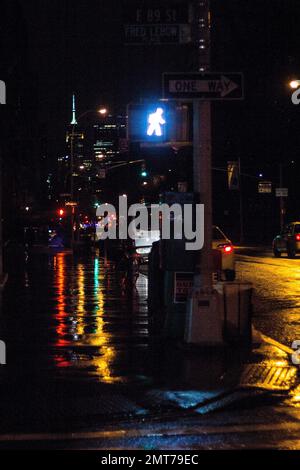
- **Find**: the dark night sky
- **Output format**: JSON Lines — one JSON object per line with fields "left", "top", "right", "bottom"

{"left": 2, "top": 0, "right": 300, "bottom": 168}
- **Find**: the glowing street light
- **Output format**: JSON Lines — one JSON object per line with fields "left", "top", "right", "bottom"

{"left": 289, "top": 80, "right": 300, "bottom": 89}
{"left": 99, "top": 108, "right": 108, "bottom": 115}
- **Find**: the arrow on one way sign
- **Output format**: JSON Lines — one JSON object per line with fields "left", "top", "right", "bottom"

{"left": 163, "top": 72, "right": 243, "bottom": 100}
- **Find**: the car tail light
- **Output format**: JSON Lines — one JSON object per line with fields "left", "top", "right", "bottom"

{"left": 217, "top": 244, "right": 233, "bottom": 254}
{"left": 295, "top": 234, "right": 300, "bottom": 241}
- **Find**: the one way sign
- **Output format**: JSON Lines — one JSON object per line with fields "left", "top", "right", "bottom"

{"left": 163, "top": 72, "right": 243, "bottom": 100}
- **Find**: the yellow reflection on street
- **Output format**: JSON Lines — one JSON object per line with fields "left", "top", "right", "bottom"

{"left": 56, "top": 253, "right": 67, "bottom": 343}
{"left": 91, "top": 258, "right": 118, "bottom": 383}
{"left": 53, "top": 255, "right": 119, "bottom": 382}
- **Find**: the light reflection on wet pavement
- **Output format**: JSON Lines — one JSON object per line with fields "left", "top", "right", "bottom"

{"left": 1, "top": 253, "right": 151, "bottom": 384}
{"left": 236, "top": 254, "right": 300, "bottom": 347}
{"left": 0, "top": 251, "right": 300, "bottom": 445}
{"left": 0, "top": 252, "right": 245, "bottom": 433}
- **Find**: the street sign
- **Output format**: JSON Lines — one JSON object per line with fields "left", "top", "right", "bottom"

{"left": 124, "top": 24, "right": 191, "bottom": 45}
{"left": 258, "top": 181, "right": 272, "bottom": 194}
{"left": 123, "top": 1, "right": 190, "bottom": 24}
{"left": 65, "top": 201, "right": 78, "bottom": 207}
{"left": 163, "top": 72, "right": 244, "bottom": 100}
{"left": 0, "top": 80, "right": 6, "bottom": 105}
{"left": 123, "top": 1, "right": 192, "bottom": 45}
{"left": 174, "top": 272, "right": 194, "bottom": 303}
{"left": 276, "top": 188, "right": 288, "bottom": 197}
{"left": 227, "top": 161, "right": 239, "bottom": 190}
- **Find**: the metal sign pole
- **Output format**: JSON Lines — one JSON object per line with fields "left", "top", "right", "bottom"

{"left": 0, "top": 83, "right": 7, "bottom": 288}
{"left": 0, "top": 147, "right": 3, "bottom": 283}
{"left": 279, "top": 163, "right": 284, "bottom": 231}
{"left": 238, "top": 157, "right": 244, "bottom": 244}
{"left": 193, "top": 0, "right": 212, "bottom": 292}
{"left": 184, "top": 0, "right": 225, "bottom": 346}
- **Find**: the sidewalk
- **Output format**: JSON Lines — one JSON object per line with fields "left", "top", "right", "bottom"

{"left": 0, "top": 323, "right": 296, "bottom": 436}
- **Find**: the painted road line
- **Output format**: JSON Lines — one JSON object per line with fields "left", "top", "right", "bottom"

{"left": 1, "top": 420, "right": 300, "bottom": 442}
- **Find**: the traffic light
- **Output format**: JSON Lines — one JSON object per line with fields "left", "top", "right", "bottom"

{"left": 58, "top": 208, "right": 65, "bottom": 218}
{"left": 140, "top": 163, "right": 148, "bottom": 178}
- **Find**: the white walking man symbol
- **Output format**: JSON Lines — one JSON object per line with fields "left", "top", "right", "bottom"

{"left": 147, "top": 107, "right": 166, "bottom": 137}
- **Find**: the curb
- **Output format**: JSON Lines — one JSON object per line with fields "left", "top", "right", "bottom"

{"left": 256, "top": 330, "right": 294, "bottom": 355}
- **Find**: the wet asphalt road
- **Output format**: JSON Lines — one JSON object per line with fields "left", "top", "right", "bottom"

{"left": 236, "top": 252, "right": 300, "bottom": 348}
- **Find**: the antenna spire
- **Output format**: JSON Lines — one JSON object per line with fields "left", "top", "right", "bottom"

{"left": 70, "top": 94, "right": 77, "bottom": 125}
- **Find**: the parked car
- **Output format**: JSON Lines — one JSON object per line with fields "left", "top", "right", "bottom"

{"left": 273, "top": 221, "right": 300, "bottom": 258}
{"left": 133, "top": 229, "right": 161, "bottom": 262}
{"left": 212, "top": 226, "right": 236, "bottom": 281}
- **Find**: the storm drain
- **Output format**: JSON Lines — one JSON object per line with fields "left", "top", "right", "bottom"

{"left": 239, "top": 364, "right": 297, "bottom": 391}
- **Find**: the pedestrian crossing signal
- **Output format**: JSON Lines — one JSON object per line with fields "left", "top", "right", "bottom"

{"left": 147, "top": 107, "right": 166, "bottom": 137}
{"left": 127, "top": 102, "right": 169, "bottom": 142}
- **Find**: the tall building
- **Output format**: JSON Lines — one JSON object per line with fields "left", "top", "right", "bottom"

{"left": 66, "top": 94, "right": 85, "bottom": 172}
{"left": 59, "top": 95, "right": 85, "bottom": 193}
{"left": 93, "top": 114, "right": 127, "bottom": 163}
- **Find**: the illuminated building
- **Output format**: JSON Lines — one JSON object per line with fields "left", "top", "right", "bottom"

{"left": 65, "top": 94, "right": 85, "bottom": 173}
{"left": 59, "top": 95, "right": 86, "bottom": 192}
{"left": 93, "top": 114, "right": 127, "bottom": 162}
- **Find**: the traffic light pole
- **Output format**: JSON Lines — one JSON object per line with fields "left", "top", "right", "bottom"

{"left": 193, "top": 100, "right": 212, "bottom": 291}
{"left": 193, "top": 0, "right": 212, "bottom": 292}
{"left": 0, "top": 149, "right": 3, "bottom": 285}
{"left": 239, "top": 157, "right": 244, "bottom": 244}
{"left": 279, "top": 163, "right": 284, "bottom": 231}
{"left": 0, "top": 108, "right": 7, "bottom": 289}
{"left": 186, "top": 0, "right": 225, "bottom": 345}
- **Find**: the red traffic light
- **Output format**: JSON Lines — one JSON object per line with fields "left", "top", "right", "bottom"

{"left": 58, "top": 208, "right": 65, "bottom": 217}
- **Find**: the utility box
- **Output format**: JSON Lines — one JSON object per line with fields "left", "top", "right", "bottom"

{"left": 149, "top": 240, "right": 226, "bottom": 340}
{"left": 215, "top": 282, "right": 253, "bottom": 344}
{"left": 185, "top": 290, "right": 224, "bottom": 345}
{"left": 185, "top": 282, "right": 253, "bottom": 346}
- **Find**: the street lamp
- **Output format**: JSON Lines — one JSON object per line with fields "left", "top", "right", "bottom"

{"left": 289, "top": 80, "right": 300, "bottom": 89}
